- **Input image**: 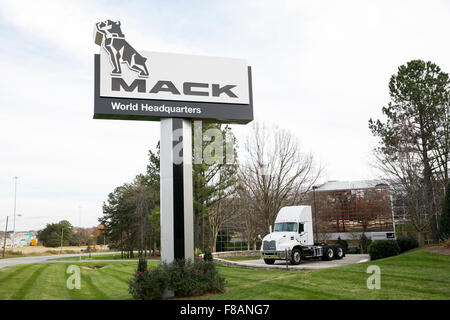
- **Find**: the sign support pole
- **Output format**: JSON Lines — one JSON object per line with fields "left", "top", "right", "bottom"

{"left": 160, "top": 118, "right": 194, "bottom": 264}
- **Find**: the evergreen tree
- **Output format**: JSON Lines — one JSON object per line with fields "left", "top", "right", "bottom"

{"left": 144, "top": 124, "right": 239, "bottom": 251}
{"left": 99, "top": 123, "right": 239, "bottom": 256}
{"left": 193, "top": 123, "right": 238, "bottom": 250}
{"left": 369, "top": 60, "right": 450, "bottom": 242}
{"left": 99, "top": 183, "right": 136, "bottom": 257}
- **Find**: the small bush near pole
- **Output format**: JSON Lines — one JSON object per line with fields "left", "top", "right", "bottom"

{"left": 128, "top": 263, "right": 167, "bottom": 300}
{"left": 368, "top": 240, "right": 400, "bottom": 260}
{"left": 128, "top": 258, "right": 225, "bottom": 300}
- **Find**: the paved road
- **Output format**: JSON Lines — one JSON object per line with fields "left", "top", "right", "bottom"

{"left": 0, "top": 252, "right": 126, "bottom": 269}
{"left": 215, "top": 254, "right": 370, "bottom": 270}
{"left": 1, "top": 252, "right": 369, "bottom": 271}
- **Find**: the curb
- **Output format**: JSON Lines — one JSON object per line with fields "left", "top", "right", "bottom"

{"left": 213, "top": 257, "right": 295, "bottom": 270}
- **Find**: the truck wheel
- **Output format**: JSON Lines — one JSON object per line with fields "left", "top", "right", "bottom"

{"left": 264, "top": 259, "right": 275, "bottom": 265}
{"left": 334, "top": 245, "right": 345, "bottom": 259}
{"left": 290, "top": 248, "right": 302, "bottom": 265}
{"left": 322, "top": 246, "right": 334, "bottom": 261}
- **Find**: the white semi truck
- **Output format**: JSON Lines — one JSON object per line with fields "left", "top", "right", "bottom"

{"left": 260, "top": 206, "right": 345, "bottom": 265}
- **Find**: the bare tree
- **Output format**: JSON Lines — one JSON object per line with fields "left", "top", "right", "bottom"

{"left": 372, "top": 150, "right": 431, "bottom": 245}
{"left": 229, "top": 185, "right": 266, "bottom": 250}
{"left": 239, "top": 123, "right": 322, "bottom": 232}
{"left": 207, "top": 190, "right": 240, "bottom": 252}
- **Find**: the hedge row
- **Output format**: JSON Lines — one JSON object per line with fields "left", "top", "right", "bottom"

{"left": 368, "top": 240, "right": 400, "bottom": 260}
{"left": 367, "top": 236, "right": 419, "bottom": 260}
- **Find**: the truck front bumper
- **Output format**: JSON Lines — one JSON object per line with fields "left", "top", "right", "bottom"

{"left": 261, "top": 250, "right": 291, "bottom": 260}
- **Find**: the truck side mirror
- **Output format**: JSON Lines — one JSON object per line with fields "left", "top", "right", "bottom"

{"left": 269, "top": 225, "right": 272, "bottom": 233}
{"left": 258, "top": 234, "right": 263, "bottom": 240}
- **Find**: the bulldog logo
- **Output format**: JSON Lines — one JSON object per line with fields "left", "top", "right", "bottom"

{"left": 94, "top": 20, "right": 149, "bottom": 78}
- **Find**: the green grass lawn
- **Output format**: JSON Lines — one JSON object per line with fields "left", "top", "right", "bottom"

{"left": 0, "top": 249, "right": 448, "bottom": 300}
{"left": 0, "top": 261, "right": 157, "bottom": 300}
{"left": 212, "top": 249, "right": 450, "bottom": 300}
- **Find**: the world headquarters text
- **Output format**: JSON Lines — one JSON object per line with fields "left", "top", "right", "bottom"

{"left": 111, "top": 101, "right": 202, "bottom": 115}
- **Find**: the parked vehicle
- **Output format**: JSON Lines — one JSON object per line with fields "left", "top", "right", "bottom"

{"left": 260, "top": 206, "right": 345, "bottom": 265}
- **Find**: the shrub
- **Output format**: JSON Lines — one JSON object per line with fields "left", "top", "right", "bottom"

{"left": 128, "top": 258, "right": 225, "bottom": 300}
{"left": 368, "top": 240, "right": 400, "bottom": 260}
{"left": 336, "top": 237, "right": 349, "bottom": 252}
{"left": 128, "top": 265, "right": 167, "bottom": 300}
{"left": 396, "top": 236, "right": 419, "bottom": 253}
{"left": 359, "top": 234, "right": 372, "bottom": 254}
{"left": 203, "top": 248, "right": 213, "bottom": 261}
{"left": 164, "top": 259, "right": 225, "bottom": 297}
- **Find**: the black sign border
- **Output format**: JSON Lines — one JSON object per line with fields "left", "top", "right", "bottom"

{"left": 93, "top": 55, "right": 253, "bottom": 124}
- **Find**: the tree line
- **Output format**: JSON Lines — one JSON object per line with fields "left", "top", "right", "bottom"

{"left": 98, "top": 59, "right": 450, "bottom": 255}
{"left": 98, "top": 122, "right": 321, "bottom": 256}
{"left": 37, "top": 220, "right": 96, "bottom": 247}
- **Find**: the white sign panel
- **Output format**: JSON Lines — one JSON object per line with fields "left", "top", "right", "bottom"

{"left": 93, "top": 19, "right": 253, "bottom": 123}
{"left": 99, "top": 49, "right": 250, "bottom": 105}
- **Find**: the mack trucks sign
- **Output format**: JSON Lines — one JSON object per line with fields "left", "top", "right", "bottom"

{"left": 92, "top": 20, "right": 254, "bottom": 267}
{"left": 93, "top": 20, "right": 253, "bottom": 123}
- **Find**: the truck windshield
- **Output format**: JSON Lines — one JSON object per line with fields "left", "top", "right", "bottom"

{"left": 273, "top": 222, "right": 297, "bottom": 232}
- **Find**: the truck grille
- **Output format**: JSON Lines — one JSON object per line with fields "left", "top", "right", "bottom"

{"left": 263, "top": 240, "right": 276, "bottom": 251}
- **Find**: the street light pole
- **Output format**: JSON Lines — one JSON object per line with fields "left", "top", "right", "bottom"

{"left": 12, "top": 176, "right": 18, "bottom": 248}
{"left": 2, "top": 216, "right": 8, "bottom": 258}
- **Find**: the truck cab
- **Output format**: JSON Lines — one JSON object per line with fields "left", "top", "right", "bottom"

{"left": 260, "top": 206, "right": 345, "bottom": 265}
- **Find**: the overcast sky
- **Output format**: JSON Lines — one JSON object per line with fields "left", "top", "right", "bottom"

{"left": 0, "top": 0, "right": 449, "bottom": 231}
